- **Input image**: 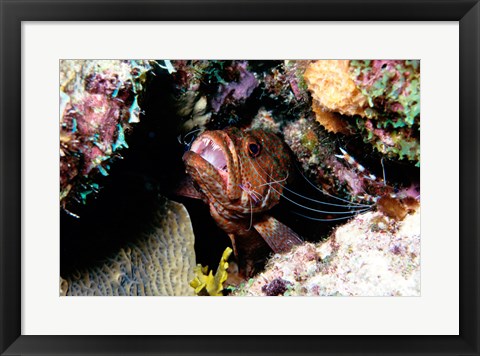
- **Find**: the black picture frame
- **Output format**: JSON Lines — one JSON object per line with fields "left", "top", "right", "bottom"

{"left": 1, "top": 0, "right": 478, "bottom": 355}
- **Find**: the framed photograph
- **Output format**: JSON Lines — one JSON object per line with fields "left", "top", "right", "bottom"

{"left": 1, "top": 0, "right": 479, "bottom": 355}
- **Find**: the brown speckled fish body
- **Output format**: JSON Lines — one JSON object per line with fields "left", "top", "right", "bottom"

{"left": 182, "top": 127, "right": 302, "bottom": 273}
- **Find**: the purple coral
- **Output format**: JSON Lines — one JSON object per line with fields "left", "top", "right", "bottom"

{"left": 261, "top": 278, "right": 291, "bottom": 296}
{"left": 211, "top": 62, "right": 258, "bottom": 112}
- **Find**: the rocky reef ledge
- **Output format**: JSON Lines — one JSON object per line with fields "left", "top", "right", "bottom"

{"left": 233, "top": 208, "right": 420, "bottom": 296}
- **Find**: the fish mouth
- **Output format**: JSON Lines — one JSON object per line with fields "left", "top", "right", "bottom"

{"left": 189, "top": 134, "right": 230, "bottom": 184}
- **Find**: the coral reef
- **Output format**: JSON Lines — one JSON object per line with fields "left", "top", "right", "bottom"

{"left": 283, "top": 117, "right": 393, "bottom": 204}
{"left": 351, "top": 60, "right": 420, "bottom": 125}
{"left": 233, "top": 207, "right": 420, "bottom": 296}
{"left": 249, "top": 108, "right": 282, "bottom": 134}
{"left": 262, "top": 60, "right": 311, "bottom": 112}
{"left": 310, "top": 102, "right": 352, "bottom": 135}
{"left": 210, "top": 61, "right": 258, "bottom": 113}
{"left": 60, "top": 60, "right": 152, "bottom": 210}
{"left": 59, "top": 60, "right": 421, "bottom": 297}
{"left": 170, "top": 61, "right": 214, "bottom": 135}
{"left": 303, "top": 60, "right": 420, "bottom": 165}
{"left": 351, "top": 60, "right": 420, "bottom": 163}
{"left": 261, "top": 278, "right": 292, "bottom": 296}
{"left": 304, "top": 60, "right": 368, "bottom": 118}
{"left": 171, "top": 60, "right": 261, "bottom": 135}
{"left": 60, "top": 199, "right": 196, "bottom": 296}
{"left": 190, "top": 247, "right": 232, "bottom": 296}
{"left": 172, "top": 60, "right": 313, "bottom": 139}
{"left": 376, "top": 195, "right": 420, "bottom": 220}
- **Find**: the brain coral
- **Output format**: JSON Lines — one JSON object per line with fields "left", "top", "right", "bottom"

{"left": 60, "top": 199, "right": 196, "bottom": 296}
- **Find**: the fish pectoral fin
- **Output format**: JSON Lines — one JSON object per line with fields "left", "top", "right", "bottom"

{"left": 253, "top": 216, "right": 303, "bottom": 254}
{"left": 174, "top": 175, "right": 204, "bottom": 200}
{"left": 228, "top": 234, "right": 239, "bottom": 257}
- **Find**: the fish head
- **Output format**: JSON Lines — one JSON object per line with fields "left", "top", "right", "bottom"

{"left": 182, "top": 127, "right": 292, "bottom": 214}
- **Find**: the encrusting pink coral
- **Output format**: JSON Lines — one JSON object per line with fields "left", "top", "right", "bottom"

{"left": 60, "top": 60, "right": 151, "bottom": 209}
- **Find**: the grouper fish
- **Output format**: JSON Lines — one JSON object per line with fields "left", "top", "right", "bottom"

{"left": 182, "top": 127, "right": 303, "bottom": 274}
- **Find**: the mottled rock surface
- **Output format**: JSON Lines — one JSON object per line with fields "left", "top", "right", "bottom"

{"left": 234, "top": 208, "right": 420, "bottom": 296}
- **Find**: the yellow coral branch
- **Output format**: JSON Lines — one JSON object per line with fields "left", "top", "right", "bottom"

{"left": 190, "top": 247, "right": 233, "bottom": 296}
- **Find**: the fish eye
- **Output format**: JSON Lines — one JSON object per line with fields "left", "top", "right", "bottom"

{"left": 247, "top": 140, "right": 261, "bottom": 157}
